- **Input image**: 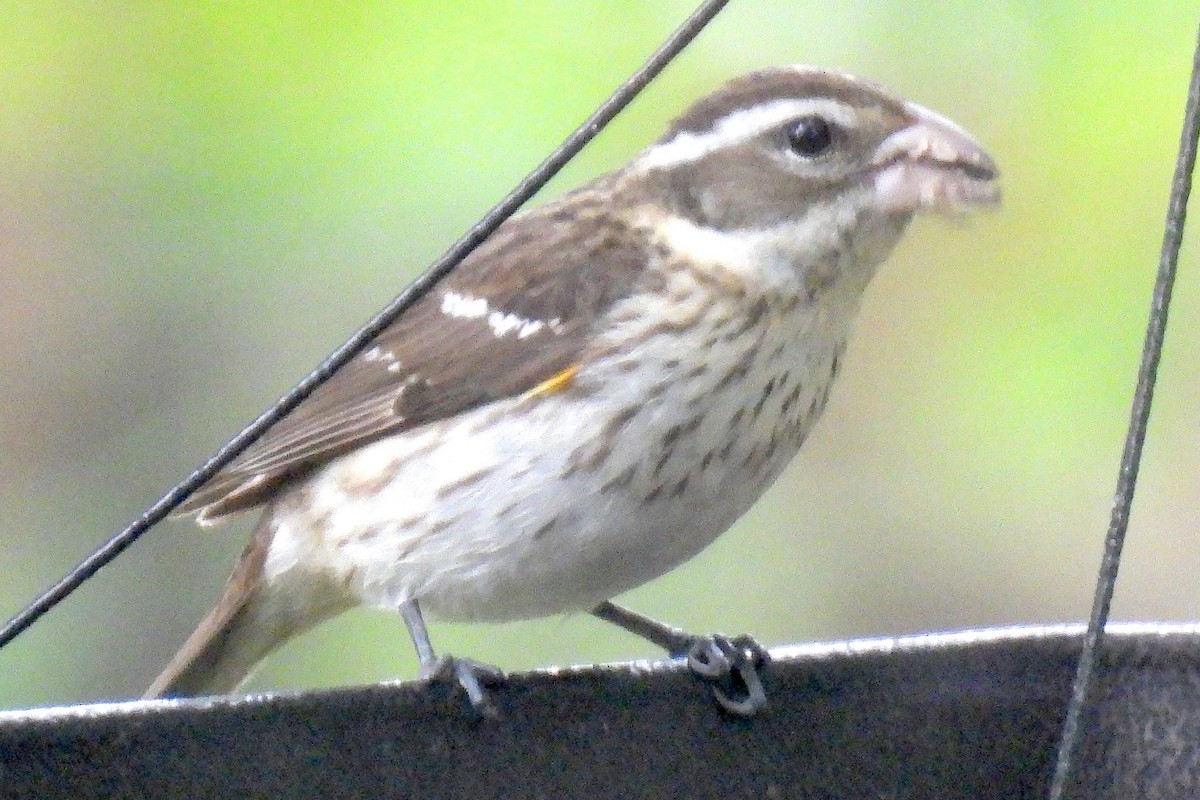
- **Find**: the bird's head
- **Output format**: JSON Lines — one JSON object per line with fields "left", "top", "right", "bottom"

{"left": 633, "top": 66, "right": 999, "bottom": 229}
{"left": 618, "top": 66, "right": 999, "bottom": 299}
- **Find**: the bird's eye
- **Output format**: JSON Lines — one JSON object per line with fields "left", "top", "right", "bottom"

{"left": 785, "top": 115, "right": 834, "bottom": 157}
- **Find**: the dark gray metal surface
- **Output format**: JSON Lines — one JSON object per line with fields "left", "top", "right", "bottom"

{"left": 3, "top": 624, "right": 1200, "bottom": 799}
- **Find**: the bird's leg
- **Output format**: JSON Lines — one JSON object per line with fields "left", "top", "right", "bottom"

{"left": 400, "top": 598, "right": 504, "bottom": 716}
{"left": 590, "top": 600, "right": 770, "bottom": 716}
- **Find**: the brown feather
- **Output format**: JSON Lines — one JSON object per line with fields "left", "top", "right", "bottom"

{"left": 179, "top": 178, "right": 654, "bottom": 521}
{"left": 144, "top": 519, "right": 272, "bottom": 697}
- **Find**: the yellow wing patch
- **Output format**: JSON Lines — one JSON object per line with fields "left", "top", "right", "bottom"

{"left": 524, "top": 364, "right": 581, "bottom": 400}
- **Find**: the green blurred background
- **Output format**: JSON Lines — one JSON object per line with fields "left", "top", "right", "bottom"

{"left": 2, "top": 1, "right": 1198, "bottom": 709}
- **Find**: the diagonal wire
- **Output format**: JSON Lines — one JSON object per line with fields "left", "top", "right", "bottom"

{"left": 0, "top": 0, "right": 731, "bottom": 653}
{"left": 1047, "top": 24, "right": 1200, "bottom": 800}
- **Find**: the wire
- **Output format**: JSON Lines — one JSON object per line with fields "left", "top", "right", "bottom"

{"left": 0, "top": 0, "right": 732, "bottom": 653}
{"left": 1046, "top": 23, "right": 1200, "bottom": 799}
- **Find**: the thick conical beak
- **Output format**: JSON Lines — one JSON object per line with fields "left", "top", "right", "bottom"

{"left": 872, "top": 103, "right": 1000, "bottom": 215}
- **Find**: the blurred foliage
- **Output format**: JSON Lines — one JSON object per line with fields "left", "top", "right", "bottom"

{"left": 1, "top": 1, "right": 1197, "bottom": 709}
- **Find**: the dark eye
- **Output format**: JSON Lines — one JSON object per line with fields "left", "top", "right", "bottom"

{"left": 785, "top": 115, "right": 834, "bottom": 157}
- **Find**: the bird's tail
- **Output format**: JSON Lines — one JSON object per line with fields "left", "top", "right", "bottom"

{"left": 144, "top": 517, "right": 348, "bottom": 699}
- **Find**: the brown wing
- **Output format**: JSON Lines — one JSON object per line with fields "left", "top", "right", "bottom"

{"left": 181, "top": 183, "right": 651, "bottom": 522}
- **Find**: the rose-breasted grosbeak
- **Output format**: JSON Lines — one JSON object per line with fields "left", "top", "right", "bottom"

{"left": 147, "top": 66, "right": 999, "bottom": 715}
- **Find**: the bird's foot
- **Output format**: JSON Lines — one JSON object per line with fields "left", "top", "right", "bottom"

{"left": 420, "top": 655, "right": 506, "bottom": 717}
{"left": 675, "top": 633, "right": 771, "bottom": 717}
{"left": 589, "top": 601, "right": 771, "bottom": 717}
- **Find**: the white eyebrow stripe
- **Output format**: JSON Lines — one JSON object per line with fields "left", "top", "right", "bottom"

{"left": 634, "top": 98, "right": 859, "bottom": 172}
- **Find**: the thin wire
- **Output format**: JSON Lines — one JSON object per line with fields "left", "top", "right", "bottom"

{"left": 1047, "top": 24, "right": 1200, "bottom": 800}
{"left": 0, "top": 0, "right": 732, "bottom": 653}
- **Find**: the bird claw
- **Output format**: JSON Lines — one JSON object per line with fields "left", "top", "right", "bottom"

{"left": 420, "top": 655, "right": 506, "bottom": 717}
{"left": 680, "top": 634, "right": 771, "bottom": 717}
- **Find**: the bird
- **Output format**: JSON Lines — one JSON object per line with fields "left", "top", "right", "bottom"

{"left": 145, "top": 65, "right": 999, "bottom": 715}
